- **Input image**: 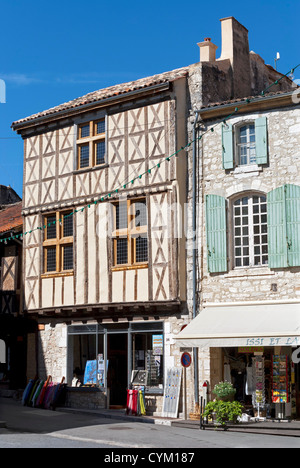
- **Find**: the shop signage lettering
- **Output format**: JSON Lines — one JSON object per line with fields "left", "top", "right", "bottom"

{"left": 238, "top": 347, "right": 264, "bottom": 354}
{"left": 245, "top": 337, "right": 300, "bottom": 347}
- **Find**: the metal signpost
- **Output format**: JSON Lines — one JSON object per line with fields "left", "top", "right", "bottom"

{"left": 181, "top": 352, "right": 192, "bottom": 420}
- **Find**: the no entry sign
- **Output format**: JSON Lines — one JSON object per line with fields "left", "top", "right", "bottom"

{"left": 181, "top": 352, "right": 192, "bottom": 368}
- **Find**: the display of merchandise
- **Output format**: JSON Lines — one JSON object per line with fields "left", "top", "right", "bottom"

{"left": 272, "top": 355, "right": 289, "bottom": 404}
{"left": 252, "top": 356, "right": 265, "bottom": 411}
{"left": 126, "top": 386, "right": 146, "bottom": 416}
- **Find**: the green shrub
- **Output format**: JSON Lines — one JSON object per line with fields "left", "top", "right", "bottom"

{"left": 212, "top": 381, "right": 236, "bottom": 401}
{"left": 203, "top": 400, "right": 244, "bottom": 426}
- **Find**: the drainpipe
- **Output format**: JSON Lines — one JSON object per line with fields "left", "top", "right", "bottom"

{"left": 192, "top": 111, "right": 200, "bottom": 408}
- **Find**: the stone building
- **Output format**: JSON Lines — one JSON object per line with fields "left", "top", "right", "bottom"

{"left": 176, "top": 88, "right": 300, "bottom": 419}
{"left": 11, "top": 17, "right": 294, "bottom": 415}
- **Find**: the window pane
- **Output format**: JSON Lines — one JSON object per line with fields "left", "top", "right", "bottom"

{"left": 46, "top": 216, "right": 56, "bottom": 239}
{"left": 116, "top": 238, "right": 128, "bottom": 265}
{"left": 116, "top": 203, "right": 128, "bottom": 230}
{"left": 136, "top": 237, "right": 148, "bottom": 263}
{"left": 63, "top": 245, "right": 73, "bottom": 270}
{"left": 79, "top": 144, "right": 90, "bottom": 168}
{"left": 238, "top": 125, "right": 256, "bottom": 165}
{"left": 63, "top": 214, "right": 73, "bottom": 238}
{"left": 46, "top": 247, "right": 56, "bottom": 272}
{"left": 95, "top": 141, "right": 106, "bottom": 165}
{"left": 96, "top": 120, "right": 105, "bottom": 134}
{"left": 80, "top": 124, "right": 90, "bottom": 138}
{"left": 135, "top": 201, "right": 147, "bottom": 227}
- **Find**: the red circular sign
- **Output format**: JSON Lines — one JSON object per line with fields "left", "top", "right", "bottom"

{"left": 181, "top": 352, "right": 192, "bottom": 368}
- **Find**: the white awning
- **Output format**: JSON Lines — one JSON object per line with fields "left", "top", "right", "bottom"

{"left": 174, "top": 302, "right": 300, "bottom": 348}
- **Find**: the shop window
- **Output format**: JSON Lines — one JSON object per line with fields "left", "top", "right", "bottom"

{"left": 68, "top": 327, "right": 104, "bottom": 386}
{"left": 132, "top": 332, "right": 164, "bottom": 389}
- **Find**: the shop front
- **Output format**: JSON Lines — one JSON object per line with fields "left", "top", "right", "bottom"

{"left": 67, "top": 321, "right": 164, "bottom": 410}
{"left": 175, "top": 302, "right": 300, "bottom": 419}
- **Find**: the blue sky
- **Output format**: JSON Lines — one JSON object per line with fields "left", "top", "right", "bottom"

{"left": 0, "top": 0, "right": 299, "bottom": 197}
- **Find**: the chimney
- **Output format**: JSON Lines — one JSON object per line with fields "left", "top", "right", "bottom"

{"left": 198, "top": 37, "right": 218, "bottom": 62}
{"left": 218, "top": 17, "right": 251, "bottom": 98}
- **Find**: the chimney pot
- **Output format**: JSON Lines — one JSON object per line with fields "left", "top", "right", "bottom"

{"left": 198, "top": 38, "right": 218, "bottom": 62}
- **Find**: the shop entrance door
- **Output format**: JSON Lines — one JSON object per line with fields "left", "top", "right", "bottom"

{"left": 107, "top": 333, "right": 128, "bottom": 408}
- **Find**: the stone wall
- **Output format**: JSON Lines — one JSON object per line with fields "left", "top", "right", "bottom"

{"left": 65, "top": 387, "right": 107, "bottom": 410}
{"left": 200, "top": 105, "right": 300, "bottom": 303}
{"left": 37, "top": 323, "right": 67, "bottom": 383}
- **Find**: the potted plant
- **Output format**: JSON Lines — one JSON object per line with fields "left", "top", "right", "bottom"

{"left": 212, "top": 381, "right": 236, "bottom": 402}
{"left": 203, "top": 400, "right": 244, "bottom": 428}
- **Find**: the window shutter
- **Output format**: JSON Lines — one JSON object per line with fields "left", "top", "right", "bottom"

{"left": 255, "top": 117, "right": 268, "bottom": 165}
{"left": 267, "top": 186, "right": 288, "bottom": 268}
{"left": 268, "top": 184, "right": 300, "bottom": 268}
{"left": 285, "top": 184, "right": 300, "bottom": 267}
{"left": 222, "top": 124, "right": 234, "bottom": 170}
{"left": 205, "top": 195, "right": 227, "bottom": 273}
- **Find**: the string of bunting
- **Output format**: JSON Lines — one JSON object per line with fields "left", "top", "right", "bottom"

{"left": 1, "top": 63, "right": 299, "bottom": 244}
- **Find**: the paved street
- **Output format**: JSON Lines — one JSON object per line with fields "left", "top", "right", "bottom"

{"left": 1, "top": 398, "right": 300, "bottom": 450}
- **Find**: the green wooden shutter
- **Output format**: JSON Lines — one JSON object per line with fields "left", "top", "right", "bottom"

{"left": 255, "top": 117, "right": 268, "bottom": 165}
{"left": 222, "top": 124, "right": 234, "bottom": 170}
{"left": 205, "top": 195, "right": 227, "bottom": 273}
{"left": 267, "top": 186, "right": 288, "bottom": 268}
{"left": 285, "top": 184, "right": 300, "bottom": 267}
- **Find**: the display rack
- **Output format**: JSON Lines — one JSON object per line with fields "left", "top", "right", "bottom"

{"left": 252, "top": 356, "right": 265, "bottom": 417}
{"left": 272, "top": 355, "right": 289, "bottom": 404}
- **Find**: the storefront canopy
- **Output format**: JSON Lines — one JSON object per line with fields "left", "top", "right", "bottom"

{"left": 174, "top": 302, "right": 300, "bottom": 349}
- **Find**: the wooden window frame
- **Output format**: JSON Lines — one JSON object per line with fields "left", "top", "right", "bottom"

{"left": 42, "top": 211, "right": 74, "bottom": 277}
{"left": 77, "top": 119, "right": 106, "bottom": 170}
{"left": 112, "top": 199, "right": 148, "bottom": 270}
{"left": 232, "top": 194, "right": 268, "bottom": 269}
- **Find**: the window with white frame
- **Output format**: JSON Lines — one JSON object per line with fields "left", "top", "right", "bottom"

{"left": 233, "top": 194, "right": 268, "bottom": 268}
{"left": 236, "top": 123, "right": 256, "bottom": 166}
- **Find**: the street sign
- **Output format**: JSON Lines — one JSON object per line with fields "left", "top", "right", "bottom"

{"left": 181, "top": 352, "right": 192, "bottom": 368}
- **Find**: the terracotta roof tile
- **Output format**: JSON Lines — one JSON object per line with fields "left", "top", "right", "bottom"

{"left": 12, "top": 67, "right": 189, "bottom": 128}
{"left": 0, "top": 202, "right": 23, "bottom": 235}
{"left": 200, "top": 89, "right": 298, "bottom": 110}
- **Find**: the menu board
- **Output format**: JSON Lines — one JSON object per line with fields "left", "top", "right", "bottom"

{"left": 272, "top": 355, "right": 289, "bottom": 404}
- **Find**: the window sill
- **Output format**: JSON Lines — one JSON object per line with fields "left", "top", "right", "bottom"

{"left": 75, "top": 164, "right": 109, "bottom": 175}
{"left": 224, "top": 266, "right": 275, "bottom": 278}
{"left": 232, "top": 164, "right": 262, "bottom": 177}
{"left": 41, "top": 271, "right": 74, "bottom": 279}
{"left": 111, "top": 264, "right": 148, "bottom": 272}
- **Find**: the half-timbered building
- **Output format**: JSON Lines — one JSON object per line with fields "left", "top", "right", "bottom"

{"left": 12, "top": 16, "right": 294, "bottom": 414}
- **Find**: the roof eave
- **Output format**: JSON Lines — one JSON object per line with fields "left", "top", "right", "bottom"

{"left": 12, "top": 82, "right": 172, "bottom": 134}
{"left": 197, "top": 90, "right": 297, "bottom": 120}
